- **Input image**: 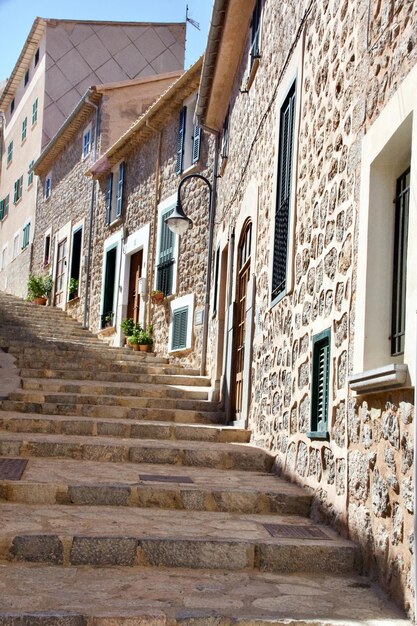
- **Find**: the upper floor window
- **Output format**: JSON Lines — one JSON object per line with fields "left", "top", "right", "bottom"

{"left": 22, "top": 222, "right": 31, "bottom": 250}
{"left": 105, "top": 162, "right": 125, "bottom": 225}
{"left": 309, "top": 329, "right": 331, "bottom": 439}
{"left": 391, "top": 167, "right": 410, "bottom": 357}
{"left": 176, "top": 94, "right": 201, "bottom": 174}
{"left": 13, "top": 234, "right": 19, "bottom": 260}
{"left": 250, "top": 0, "right": 262, "bottom": 68}
{"left": 32, "top": 98, "right": 38, "bottom": 126}
{"left": 10, "top": 99, "right": 15, "bottom": 114}
{"left": 24, "top": 70, "right": 29, "bottom": 87}
{"left": 0, "top": 195, "right": 9, "bottom": 221}
{"left": 35, "top": 49, "right": 40, "bottom": 66}
{"left": 7, "top": 141, "right": 13, "bottom": 165}
{"left": 13, "top": 176, "right": 23, "bottom": 204}
{"left": 21, "top": 117, "right": 27, "bottom": 142}
{"left": 28, "top": 161, "right": 35, "bottom": 187}
{"left": 271, "top": 81, "right": 296, "bottom": 303}
{"left": 45, "top": 173, "right": 52, "bottom": 199}
{"left": 82, "top": 125, "right": 92, "bottom": 159}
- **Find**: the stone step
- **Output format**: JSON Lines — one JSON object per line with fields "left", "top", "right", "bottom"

{"left": 0, "top": 414, "right": 249, "bottom": 444}
{"left": 19, "top": 367, "right": 210, "bottom": 386}
{"left": 17, "top": 361, "right": 199, "bottom": 377}
{"left": 4, "top": 390, "right": 220, "bottom": 413}
{"left": 0, "top": 457, "right": 311, "bottom": 515}
{"left": 0, "top": 402, "right": 224, "bottom": 423}
{"left": 6, "top": 344, "right": 168, "bottom": 363}
{"left": 21, "top": 378, "right": 211, "bottom": 401}
{"left": 0, "top": 432, "right": 273, "bottom": 471}
{"left": 1, "top": 503, "right": 360, "bottom": 574}
{"left": 0, "top": 564, "right": 408, "bottom": 625}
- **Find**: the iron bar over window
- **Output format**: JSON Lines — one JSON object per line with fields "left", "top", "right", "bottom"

{"left": 391, "top": 167, "right": 410, "bottom": 356}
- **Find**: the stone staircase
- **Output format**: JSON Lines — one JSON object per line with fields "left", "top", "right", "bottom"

{"left": 0, "top": 292, "right": 409, "bottom": 625}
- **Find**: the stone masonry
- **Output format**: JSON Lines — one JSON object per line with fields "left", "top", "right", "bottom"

{"left": 204, "top": 0, "right": 416, "bottom": 614}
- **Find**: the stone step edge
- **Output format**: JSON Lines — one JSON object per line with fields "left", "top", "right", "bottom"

{"left": 0, "top": 439, "right": 273, "bottom": 472}
{"left": 0, "top": 480, "right": 311, "bottom": 515}
{"left": 5, "top": 533, "right": 361, "bottom": 573}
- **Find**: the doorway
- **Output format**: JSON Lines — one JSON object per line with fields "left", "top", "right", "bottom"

{"left": 127, "top": 250, "right": 143, "bottom": 324}
{"left": 54, "top": 237, "right": 68, "bottom": 308}
{"left": 232, "top": 221, "right": 252, "bottom": 421}
{"left": 101, "top": 246, "right": 117, "bottom": 328}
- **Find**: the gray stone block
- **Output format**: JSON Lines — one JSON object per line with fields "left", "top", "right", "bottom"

{"left": 11, "top": 535, "right": 63, "bottom": 564}
{"left": 70, "top": 536, "right": 137, "bottom": 565}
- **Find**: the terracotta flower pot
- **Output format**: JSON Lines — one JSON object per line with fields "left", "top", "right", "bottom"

{"left": 139, "top": 344, "right": 148, "bottom": 352}
{"left": 131, "top": 343, "right": 139, "bottom": 351}
{"left": 33, "top": 297, "right": 47, "bottom": 305}
{"left": 151, "top": 292, "right": 164, "bottom": 304}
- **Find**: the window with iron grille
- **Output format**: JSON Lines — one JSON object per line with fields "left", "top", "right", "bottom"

{"left": 391, "top": 167, "right": 410, "bottom": 357}
{"left": 309, "top": 329, "right": 331, "bottom": 439}
{"left": 32, "top": 98, "right": 38, "bottom": 125}
{"left": 171, "top": 306, "right": 188, "bottom": 350}
{"left": 156, "top": 207, "right": 175, "bottom": 296}
{"left": 271, "top": 81, "right": 296, "bottom": 303}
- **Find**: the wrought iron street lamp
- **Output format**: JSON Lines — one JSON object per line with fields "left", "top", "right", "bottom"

{"left": 165, "top": 173, "right": 212, "bottom": 236}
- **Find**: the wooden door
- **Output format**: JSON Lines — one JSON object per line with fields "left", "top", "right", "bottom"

{"left": 232, "top": 221, "right": 252, "bottom": 420}
{"left": 127, "top": 251, "right": 142, "bottom": 324}
{"left": 54, "top": 238, "right": 68, "bottom": 307}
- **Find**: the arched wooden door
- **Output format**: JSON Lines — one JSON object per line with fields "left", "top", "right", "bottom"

{"left": 232, "top": 220, "right": 252, "bottom": 421}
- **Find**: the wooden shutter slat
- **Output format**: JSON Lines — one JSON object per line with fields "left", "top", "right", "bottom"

{"left": 176, "top": 107, "right": 186, "bottom": 175}
{"left": 192, "top": 125, "right": 201, "bottom": 164}
{"left": 172, "top": 307, "right": 188, "bottom": 350}
{"left": 106, "top": 173, "right": 113, "bottom": 225}
{"left": 116, "top": 162, "right": 125, "bottom": 218}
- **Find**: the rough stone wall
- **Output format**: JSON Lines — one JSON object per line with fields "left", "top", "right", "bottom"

{"left": 0, "top": 245, "right": 32, "bottom": 299}
{"left": 206, "top": 0, "right": 415, "bottom": 614}
{"left": 32, "top": 110, "right": 96, "bottom": 320}
{"left": 90, "top": 113, "right": 214, "bottom": 369}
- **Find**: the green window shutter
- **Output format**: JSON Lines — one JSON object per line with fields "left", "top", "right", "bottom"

{"left": 116, "top": 162, "right": 125, "bottom": 218}
{"left": 7, "top": 141, "right": 13, "bottom": 164}
{"left": 0, "top": 200, "right": 4, "bottom": 221}
{"left": 309, "top": 329, "right": 331, "bottom": 439}
{"left": 22, "top": 117, "right": 27, "bottom": 141}
{"left": 13, "top": 180, "right": 18, "bottom": 204}
{"left": 28, "top": 161, "right": 34, "bottom": 186}
{"left": 156, "top": 208, "right": 175, "bottom": 296}
{"left": 22, "top": 223, "right": 30, "bottom": 249}
{"left": 32, "top": 98, "right": 38, "bottom": 125}
{"left": 192, "top": 124, "right": 201, "bottom": 164}
{"left": 4, "top": 195, "right": 9, "bottom": 217}
{"left": 176, "top": 106, "right": 186, "bottom": 174}
{"left": 271, "top": 81, "right": 296, "bottom": 302}
{"left": 172, "top": 306, "right": 188, "bottom": 350}
{"left": 105, "top": 173, "right": 113, "bottom": 225}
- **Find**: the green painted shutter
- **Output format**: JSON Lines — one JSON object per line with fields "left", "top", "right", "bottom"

{"left": 310, "top": 329, "right": 330, "bottom": 438}
{"left": 172, "top": 306, "right": 188, "bottom": 350}
{"left": 116, "top": 162, "right": 125, "bottom": 218}
{"left": 4, "top": 195, "right": 9, "bottom": 217}
{"left": 105, "top": 173, "right": 113, "bottom": 225}
{"left": 176, "top": 107, "right": 186, "bottom": 174}
{"left": 13, "top": 180, "right": 18, "bottom": 204}
{"left": 156, "top": 208, "right": 175, "bottom": 295}
{"left": 0, "top": 200, "right": 4, "bottom": 221}
{"left": 192, "top": 124, "right": 201, "bottom": 164}
{"left": 271, "top": 81, "right": 296, "bottom": 301}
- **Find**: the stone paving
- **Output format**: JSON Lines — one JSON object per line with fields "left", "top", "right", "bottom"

{"left": 0, "top": 293, "right": 411, "bottom": 625}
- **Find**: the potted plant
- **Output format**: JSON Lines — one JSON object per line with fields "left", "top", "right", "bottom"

{"left": 128, "top": 325, "right": 142, "bottom": 351}
{"left": 68, "top": 278, "right": 79, "bottom": 300}
{"left": 151, "top": 289, "right": 165, "bottom": 304}
{"left": 104, "top": 311, "right": 114, "bottom": 328}
{"left": 121, "top": 318, "right": 135, "bottom": 337}
{"left": 27, "top": 273, "right": 53, "bottom": 305}
{"left": 137, "top": 326, "right": 153, "bottom": 352}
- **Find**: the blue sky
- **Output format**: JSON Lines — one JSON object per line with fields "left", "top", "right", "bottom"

{"left": 0, "top": 0, "right": 212, "bottom": 80}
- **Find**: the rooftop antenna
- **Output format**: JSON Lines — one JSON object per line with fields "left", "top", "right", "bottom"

{"left": 186, "top": 5, "right": 200, "bottom": 30}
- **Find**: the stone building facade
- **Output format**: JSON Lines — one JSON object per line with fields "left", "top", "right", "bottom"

{"left": 197, "top": 0, "right": 416, "bottom": 616}
{"left": 88, "top": 58, "right": 215, "bottom": 370}
{"left": 32, "top": 73, "right": 182, "bottom": 319}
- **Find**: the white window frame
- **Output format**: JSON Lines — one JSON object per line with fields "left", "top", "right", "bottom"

{"left": 155, "top": 193, "right": 179, "bottom": 296}
{"left": 268, "top": 35, "right": 304, "bottom": 309}
{"left": 43, "top": 227, "right": 52, "bottom": 266}
{"left": 168, "top": 293, "right": 194, "bottom": 353}
{"left": 45, "top": 172, "right": 52, "bottom": 199}
{"left": 182, "top": 93, "right": 199, "bottom": 173}
{"left": 1, "top": 245, "right": 7, "bottom": 270}
{"left": 12, "top": 232, "right": 19, "bottom": 260}
{"left": 353, "top": 63, "right": 417, "bottom": 388}
{"left": 82, "top": 124, "right": 92, "bottom": 160}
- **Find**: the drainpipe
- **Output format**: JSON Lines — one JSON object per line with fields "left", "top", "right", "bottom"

{"left": 200, "top": 132, "right": 220, "bottom": 377}
{"left": 412, "top": 311, "right": 417, "bottom": 624}
{"left": 83, "top": 99, "right": 99, "bottom": 329}
{"left": 148, "top": 128, "right": 162, "bottom": 328}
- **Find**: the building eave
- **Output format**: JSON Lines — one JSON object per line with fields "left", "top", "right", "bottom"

{"left": 87, "top": 56, "right": 203, "bottom": 178}
{"left": 33, "top": 89, "right": 101, "bottom": 177}
{"left": 196, "top": 0, "right": 256, "bottom": 132}
{"left": 0, "top": 17, "right": 47, "bottom": 113}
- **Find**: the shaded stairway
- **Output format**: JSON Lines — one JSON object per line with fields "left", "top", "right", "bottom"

{"left": 0, "top": 292, "right": 409, "bottom": 625}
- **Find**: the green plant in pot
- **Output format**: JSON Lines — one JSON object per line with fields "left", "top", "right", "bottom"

{"left": 121, "top": 318, "right": 136, "bottom": 337}
{"left": 127, "top": 325, "right": 142, "bottom": 351}
{"left": 27, "top": 274, "right": 53, "bottom": 305}
{"left": 128, "top": 325, "right": 153, "bottom": 352}
{"left": 68, "top": 278, "right": 79, "bottom": 300}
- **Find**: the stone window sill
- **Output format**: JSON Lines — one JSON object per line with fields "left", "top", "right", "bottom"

{"left": 349, "top": 363, "right": 410, "bottom": 394}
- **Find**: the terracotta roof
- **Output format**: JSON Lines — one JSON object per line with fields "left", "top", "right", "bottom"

{"left": 88, "top": 56, "right": 203, "bottom": 178}
{"left": 33, "top": 70, "right": 183, "bottom": 177}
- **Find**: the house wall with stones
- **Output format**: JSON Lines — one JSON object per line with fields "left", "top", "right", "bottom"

{"left": 32, "top": 110, "right": 96, "bottom": 320}
{"left": 205, "top": 0, "right": 415, "bottom": 614}
{"left": 90, "top": 109, "right": 214, "bottom": 369}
